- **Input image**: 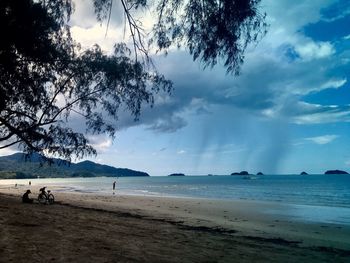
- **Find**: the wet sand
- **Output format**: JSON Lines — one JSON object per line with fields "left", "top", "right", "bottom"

{"left": 0, "top": 185, "right": 349, "bottom": 262}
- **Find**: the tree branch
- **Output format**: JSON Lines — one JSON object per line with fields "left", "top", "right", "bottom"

{"left": 4, "top": 109, "right": 37, "bottom": 122}
{"left": 38, "top": 71, "right": 78, "bottom": 125}
{"left": 120, "top": 0, "right": 149, "bottom": 62}
{"left": 0, "top": 139, "right": 22, "bottom": 149}
{"left": 0, "top": 131, "right": 16, "bottom": 142}
{"left": 0, "top": 116, "right": 41, "bottom": 152}
{"left": 49, "top": 84, "right": 104, "bottom": 123}
{"left": 104, "top": 0, "right": 113, "bottom": 38}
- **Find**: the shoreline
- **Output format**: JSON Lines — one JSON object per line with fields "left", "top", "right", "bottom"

{"left": 2, "top": 175, "right": 349, "bottom": 209}
{"left": 2, "top": 182, "right": 350, "bottom": 224}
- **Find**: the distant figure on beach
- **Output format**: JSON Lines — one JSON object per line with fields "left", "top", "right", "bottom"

{"left": 15, "top": 183, "right": 17, "bottom": 188}
{"left": 113, "top": 181, "right": 116, "bottom": 191}
{"left": 29, "top": 181, "right": 31, "bottom": 186}
{"left": 22, "top": 190, "right": 33, "bottom": 203}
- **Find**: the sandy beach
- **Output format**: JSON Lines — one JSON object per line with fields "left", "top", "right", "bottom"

{"left": 0, "top": 184, "right": 350, "bottom": 262}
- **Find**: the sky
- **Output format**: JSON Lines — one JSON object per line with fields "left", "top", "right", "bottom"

{"left": 2, "top": 0, "right": 350, "bottom": 176}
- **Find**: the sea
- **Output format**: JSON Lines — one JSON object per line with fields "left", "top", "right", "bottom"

{"left": 1, "top": 174, "right": 350, "bottom": 225}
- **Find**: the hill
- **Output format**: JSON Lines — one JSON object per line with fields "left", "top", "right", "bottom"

{"left": 168, "top": 173, "right": 185, "bottom": 176}
{"left": 324, "top": 170, "right": 348, "bottom": 175}
{"left": 0, "top": 153, "right": 149, "bottom": 179}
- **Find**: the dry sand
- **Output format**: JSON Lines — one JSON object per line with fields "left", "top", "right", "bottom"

{"left": 0, "top": 184, "right": 349, "bottom": 262}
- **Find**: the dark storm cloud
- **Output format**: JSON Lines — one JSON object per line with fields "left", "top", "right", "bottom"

{"left": 147, "top": 115, "right": 188, "bottom": 133}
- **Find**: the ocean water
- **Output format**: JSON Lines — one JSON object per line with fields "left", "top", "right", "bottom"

{"left": 1, "top": 175, "right": 350, "bottom": 207}
{"left": 1, "top": 174, "right": 350, "bottom": 224}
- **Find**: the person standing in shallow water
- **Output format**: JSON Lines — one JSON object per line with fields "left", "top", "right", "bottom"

{"left": 113, "top": 181, "right": 116, "bottom": 191}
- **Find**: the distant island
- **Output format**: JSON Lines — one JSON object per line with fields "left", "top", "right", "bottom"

{"left": 256, "top": 172, "right": 264, "bottom": 175}
{"left": 168, "top": 173, "right": 185, "bottom": 176}
{"left": 231, "top": 171, "right": 249, "bottom": 176}
{"left": 300, "top": 171, "right": 308, "bottom": 175}
{"left": 0, "top": 153, "right": 149, "bottom": 179}
{"left": 324, "top": 170, "right": 348, "bottom": 175}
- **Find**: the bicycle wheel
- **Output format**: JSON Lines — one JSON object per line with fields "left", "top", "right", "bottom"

{"left": 48, "top": 193, "right": 55, "bottom": 204}
{"left": 38, "top": 193, "right": 47, "bottom": 204}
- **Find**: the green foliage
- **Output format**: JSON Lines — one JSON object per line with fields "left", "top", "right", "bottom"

{"left": 94, "top": 0, "right": 267, "bottom": 74}
{"left": 15, "top": 172, "right": 36, "bottom": 179}
{"left": 1, "top": 0, "right": 266, "bottom": 161}
{"left": 0, "top": 171, "right": 17, "bottom": 179}
{"left": 71, "top": 172, "right": 96, "bottom": 177}
{"left": 0, "top": 0, "right": 171, "bottom": 162}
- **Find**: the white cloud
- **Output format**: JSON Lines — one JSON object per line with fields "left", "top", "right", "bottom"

{"left": 87, "top": 135, "right": 113, "bottom": 153}
{"left": 263, "top": 0, "right": 330, "bottom": 33}
{"left": 70, "top": 0, "right": 158, "bottom": 56}
{"left": 0, "top": 147, "right": 18, "bottom": 156}
{"left": 320, "top": 79, "right": 347, "bottom": 90}
{"left": 305, "top": 135, "right": 339, "bottom": 145}
{"left": 291, "top": 102, "right": 350, "bottom": 124}
{"left": 71, "top": 0, "right": 125, "bottom": 28}
{"left": 295, "top": 41, "right": 335, "bottom": 60}
{"left": 70, "top": 24, "right": 124, "bottom": 53}
{"left": 70, "top": 0, "right": 97, "bottom": 28}
{"left": 257, "top": 0, "right": 335, "bottom": 52}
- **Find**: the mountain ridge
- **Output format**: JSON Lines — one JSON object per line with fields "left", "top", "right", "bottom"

{"left": 0, "top": 152, "right": 149, "bottom": 179}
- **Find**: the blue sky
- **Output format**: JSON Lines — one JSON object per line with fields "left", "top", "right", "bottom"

{"left": 2, "top": 0, "right": 350, "bottom": 175}
{"left": 91, "top": 0, "right": 350, "bottom": 176}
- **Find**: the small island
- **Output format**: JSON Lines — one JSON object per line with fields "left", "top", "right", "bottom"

{"left": 324, "top": 170, "right": 348, "bottom": 175}
{"left": 168, "top": 173, "right": 185, "bottom": 176}
{"left": 300, "top": 171, "right": 308, "bottom": 175}
{"left": 257, "top": 172, "right": 264, "bottom": 175}
{"left": 231, "top": 171, "right": 249, "bottom": 176}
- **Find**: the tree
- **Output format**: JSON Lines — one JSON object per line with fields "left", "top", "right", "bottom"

{"left": 94, "top": 0, "right": 267, "bottom": 74}
{"left": 0, "top": 0, "right": 171, "bottom": 161}
{"left": 0, "top": 0, "right": 266, "bottom": 161}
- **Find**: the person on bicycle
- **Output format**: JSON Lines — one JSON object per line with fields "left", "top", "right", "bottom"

{"left": 38, "top": 186, "right": 55, "bottom": 204}
{"left": 39, "top": 187, "right": 47, "bottom": 196}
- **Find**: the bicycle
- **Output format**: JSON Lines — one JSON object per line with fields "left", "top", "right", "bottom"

{"left": 37, "top": 187, "right": 55, "bottom": 204}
